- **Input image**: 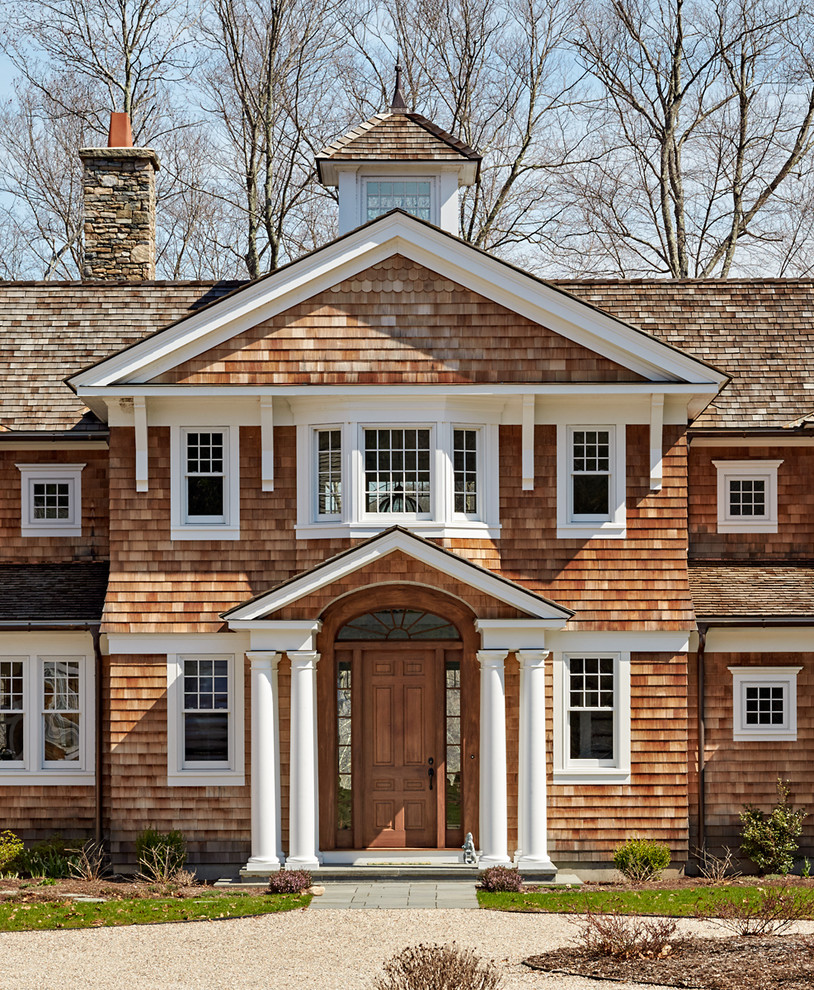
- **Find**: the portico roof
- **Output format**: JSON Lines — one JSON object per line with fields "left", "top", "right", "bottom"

{"left": 222, "top": 526, "right": 574, "bottom": 623}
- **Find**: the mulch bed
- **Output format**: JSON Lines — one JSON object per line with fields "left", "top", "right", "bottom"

{"left": 525, "top": 935, "right": 814, "bottom": 989}
{"left": 0, "top": 877, "right": 232, "bottom": 903}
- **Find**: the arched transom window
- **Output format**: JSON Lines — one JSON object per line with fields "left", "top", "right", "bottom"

{"left": 336, "top": 608, "right": 458, "bottom": 641}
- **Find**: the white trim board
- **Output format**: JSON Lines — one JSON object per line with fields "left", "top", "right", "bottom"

{"left": 694, "top": 627, "right": 814, "bottom": 653}
{"left": 224, "top": 527, "right": 572, "bottom": 623}
{"left": 103, "top": 633, "right": 250, "bottom": 656}
{"left": 69, "top": 213, "right": 726, "bottom": 390}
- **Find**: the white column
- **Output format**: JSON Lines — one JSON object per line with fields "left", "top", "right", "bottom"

{"left": 287, "top": 650, "right": 322, "bottom": 869}
{"left": 477, "top": 650, "right": 511, "bottom": 867}
{"left": 246, "top": 652, "right": 283, "bottom": 871}
{"left": 516, "top": 650, "right": 555, "bottom": 872}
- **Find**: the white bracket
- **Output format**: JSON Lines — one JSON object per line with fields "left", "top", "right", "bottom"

{"left": 134, "top": 396, "right": 148, "bottom": 493}
{"left": 522, "top": 394, "right": 535, "bottom": 491}
{"left": 261, "top": 397, "right": 274, "bottom": 492}
{"left": 649, "top": 394, "right": 664, "bottom": 491}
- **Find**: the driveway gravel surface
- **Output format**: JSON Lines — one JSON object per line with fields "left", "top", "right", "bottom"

{"left": 0, "top": 908, "right": 722, "bottom": 990}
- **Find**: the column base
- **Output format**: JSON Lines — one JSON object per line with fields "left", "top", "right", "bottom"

{"left": 285, "top": 855, "right": 322, "bottom": 871}
{"left": 516, "top": 853, "right": 556, "bottom": 873}
{"left": 244, "top": 855, "right": 283, "bottom": 873}
{"left": 478, "top": 854, "right": 512, "bottom": 868}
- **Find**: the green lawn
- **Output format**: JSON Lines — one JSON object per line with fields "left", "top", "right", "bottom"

{"left": 0, "top": 892, "right": 310, "bottom": 932}
{"left": 478, "top": 885, "right": 814, "bottom": 917}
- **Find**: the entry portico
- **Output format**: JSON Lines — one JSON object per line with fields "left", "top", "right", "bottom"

{"left": 224, "top": 527, "right": 571, "bottom": 875}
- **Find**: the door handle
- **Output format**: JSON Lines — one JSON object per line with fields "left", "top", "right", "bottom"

{"left": 428, "top": 756, "right": 434, "bottom": 790}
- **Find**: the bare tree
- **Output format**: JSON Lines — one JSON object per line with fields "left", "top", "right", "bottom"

{"left": 566, "top": 0, "right": 814, "bottom": 276}
{"left": 196, "top": 0, "right": 344, "bottom": 277}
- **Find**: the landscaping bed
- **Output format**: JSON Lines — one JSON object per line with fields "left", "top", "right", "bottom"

{"left": 525, "top": 934, "right": 814, "bottom": 990}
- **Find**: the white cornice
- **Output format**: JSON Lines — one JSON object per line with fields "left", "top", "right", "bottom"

{"left": 68, "top": 213, "right": 726, "bottom": 391}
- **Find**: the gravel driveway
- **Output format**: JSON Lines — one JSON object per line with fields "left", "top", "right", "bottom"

{"left": 0, "top": 908, "right": 718, "bottom": 990}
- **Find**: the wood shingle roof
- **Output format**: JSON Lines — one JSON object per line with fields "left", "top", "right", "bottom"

{"left": 316, "top": 111, "right": 480, "bottom": 165}
{"left": 689, "top": 561, "right": 814, "bottom": 618}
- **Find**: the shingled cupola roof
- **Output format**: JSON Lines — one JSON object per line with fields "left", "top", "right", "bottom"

{"left": 316, "top": 76, "right": 480, "bottom": 186}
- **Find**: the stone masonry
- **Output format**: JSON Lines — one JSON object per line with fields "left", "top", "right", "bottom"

{"left": 79, "top": 147, "right": 160, "bottom": 281}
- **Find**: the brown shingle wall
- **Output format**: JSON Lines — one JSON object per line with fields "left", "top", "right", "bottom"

{"left": 1, "top": 788, "right": 95, "bottom": 842}
{"left": 548, "top": 653, "right": 689, "bottom": 862}
{"left": 689, "top": 445, "right": 814, "bottom": 560}
{"left": 696, "top": 652, "right": 814, "bottom": 860}
{"left": 106, "top": 420, "right": 693, "bottom": 631}
{"left": 0, "top": 447, "right": 109, "bottom": 563}
{"left": 107, "top": 654, "right": 251, "bottom": 868}
{"left": 494, "top": 424, "right": 693, "bottom": 629}
{"left": 151, "top": 258, "right": 646, "bottom": 387}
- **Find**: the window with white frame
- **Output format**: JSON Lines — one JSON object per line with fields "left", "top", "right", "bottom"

{"left": 0, "top": 654, "right": 93, "bottom": 783}
{"left": 299, "top": 417, "right": 497, "bottom": 539}
{"left": 170, "top": 427, "right": 240, "bottom": 540}
{"left": 714, "top": 460, "right": 781, "bottom": 533}
{"left": 364, "top": 427, "right": 431, "bottom": 515}
{"left": 167, "top": 654, "right": 244, "bottom": 785}
{"left": 553, "top": 652, "right": 631, "bottom": 783}
{"left": 365, "top": 179, "right": 432, "bottom": 223}
{"left": 556, "top": 425, "right": 626, "bottom": 538}
{"left": 16, "top": 464, "right": 84, "bottom": 537}
{"left": 730, "top": 666, "right": 800, "bottom": 741}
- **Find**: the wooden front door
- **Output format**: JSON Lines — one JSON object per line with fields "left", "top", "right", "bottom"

{"left": 361, "top": 647, "right": 441, "bottom": 848}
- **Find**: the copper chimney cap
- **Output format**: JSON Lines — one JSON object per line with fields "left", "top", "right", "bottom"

{"left": 107, "top": 112, "right": 134, "bottom": 148}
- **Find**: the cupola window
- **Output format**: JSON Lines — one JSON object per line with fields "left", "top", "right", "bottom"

{"left": 365, "top": 180, "right": 432, "bottom": 222}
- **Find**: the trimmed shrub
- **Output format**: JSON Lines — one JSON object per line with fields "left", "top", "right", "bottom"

{"left": 135, "top": 828, "right": 187, "bottom": 882}
{"left": 613, "top": 838, "right": 671, "bottom": 882}
{"left": 374, "top": 943, "right": 503, "bottom": 990}
{"left": 740, "top": 778, "right": 806, "bottom": 875}
{"left": 0, "top": 830, "right": 24, "bottom": 875}
{"left": 266, "top": 869, "right": 312, "bottom": 894}
{"left": 696, "top": 884, "right": 807, "bottom": 936}
{"left": 479, "top": 866, "right": 523, "bottom": 892}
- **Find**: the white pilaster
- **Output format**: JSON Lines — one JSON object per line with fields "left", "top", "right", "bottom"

{"left": 287, "top": 650, "right": 322, "bottom": 869}
{"left": 477, "top": 649, "right": 511, "bottom": 867}
{"left": 246, "top": 652, "right": 283, "bottom": 871}
{"left": 516, "top": 650, "right": 555, "bottom": 871}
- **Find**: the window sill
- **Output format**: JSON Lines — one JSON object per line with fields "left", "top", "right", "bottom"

{"left": 295, "top": 521, "right": 501, "bottom": 540}
{"left": 733, "top": 730, "right": 796, "bottom": 742}
{"left": 553, "top": 769, "right": 631, "bottom": 785}
{"left": 717, "top": 521, "right": 778, "bottom": 534}
{"left": 556, "top": 524, "right": 626, "bottom": 540}
{"left": 0, "top": 772, "right": 94, "bottom": 786}
{"left": 21, "top": 526, "right": 81, "bottom": 538}
{"left": 171, "top": 526, "right": 241, "bottom": 542}
{"left": 167, "top": 772, "right": 245, "bottom": 788}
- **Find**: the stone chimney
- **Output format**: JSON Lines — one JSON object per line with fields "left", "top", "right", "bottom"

{"left": 79, "top": 113, "right": 160, "bottom": 280}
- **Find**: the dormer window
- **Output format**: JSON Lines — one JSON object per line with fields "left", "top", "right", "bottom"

{"left": 365, "top": 180, "right": 432, "bottom": 223}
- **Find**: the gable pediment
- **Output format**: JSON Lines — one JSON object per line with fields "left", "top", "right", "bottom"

{"left": 69, "top": 212, "right": 727, "bottom": 391}
{"left": 148, "top": 256, "right": 648, "bottom": 386}
{"left": 223, "top": 527, "right": 573, "bottom": 623}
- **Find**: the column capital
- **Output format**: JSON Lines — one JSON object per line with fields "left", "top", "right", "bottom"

{"left": 287, "top": 650, "right": 320, "bottom": 670}
{"left": 246, "top": 651, "right": 282, "bottom": 668}
{"left": 516, "top": 650, "right": 550, "bottom": 668}
{"left": 476, "top": 649, "right": 507, "bottom": 668}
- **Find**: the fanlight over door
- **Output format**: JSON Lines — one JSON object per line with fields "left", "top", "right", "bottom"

{"left": 336, "top": 609, "right": 458, "bottom": 641}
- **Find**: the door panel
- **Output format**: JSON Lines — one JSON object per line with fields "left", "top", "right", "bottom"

{"left": 361, "top": 649, "right": 440, "bottom": 848}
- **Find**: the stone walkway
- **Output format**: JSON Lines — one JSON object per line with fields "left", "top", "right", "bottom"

{"left": 309, "top": 881, "right": 479, "bottom": 909}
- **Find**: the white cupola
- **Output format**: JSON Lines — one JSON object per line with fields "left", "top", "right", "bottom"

{"left": 316, "top": 67, "right": 481, "bottom": 236}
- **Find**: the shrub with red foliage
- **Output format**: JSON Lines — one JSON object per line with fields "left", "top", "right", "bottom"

{"left": 479, "top": 866, "right": 523, "bottom": 892}
{"left": 266, "top": 869, "right": 312, "bottom": 894}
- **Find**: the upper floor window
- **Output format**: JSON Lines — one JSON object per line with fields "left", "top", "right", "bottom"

{"left": 170, "top": 427, "right": 240, "bottom": 540}
{"left": 556, "top": 424, "right": 626, "bottom": 539}
{"left": 714, "top": 459, "right": 781, "bottom": 534}
{"left": 365, "top": 428, "right": 431, "bottom": 514}
{"left": 299, "top": 418, "right": 497, "bottom": 539}
{"left": 0, "top": 654, "right": 94, "bottom": 784}
{"left": 16, "top": 463, "right": 84, "bottom": 538}
{"left": 366, "top": 180, "right": 432, "bottom": 222}
{"left": 729, "top": 666, "right": 800, "bottom": 741}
